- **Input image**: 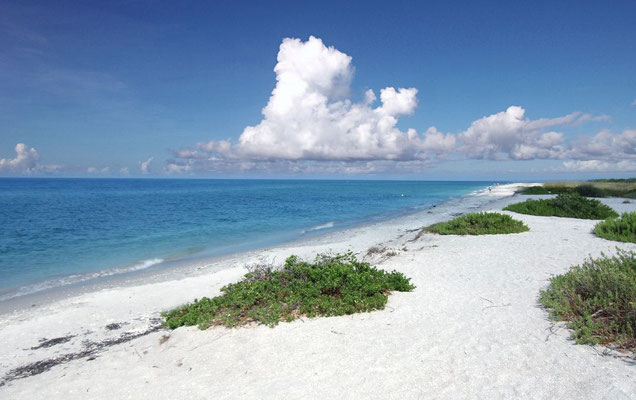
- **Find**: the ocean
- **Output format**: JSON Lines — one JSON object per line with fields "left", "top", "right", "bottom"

{"left": 0, "top": 178, "right": 493, "bottom": 301}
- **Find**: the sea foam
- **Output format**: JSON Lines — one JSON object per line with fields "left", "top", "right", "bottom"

{"left": 0, "top": 258, "right": 163, "bottom": 301}
{"left": 303, "top": 221, "right": 336, "bottom": 233}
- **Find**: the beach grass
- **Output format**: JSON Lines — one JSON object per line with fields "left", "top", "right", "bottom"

{"left": 504, "top": 193, "right": 618, "bottom": 219}
{"left": 539, "top": 250, "right": 636, "bottom": 351}
{"left": 593, "top": 213, "right": 636, "bottom": 243}
{"left": 518, "top": 180, "right": 636, "bottom": 198}
{"left": 425, "top": 212, "right": 529, "bottom": 235}
{"left": 545, "top": 180, "right": 636, "bottom": 198}
{"left": 162, "top": 252, "right": 415, "bottom": 329}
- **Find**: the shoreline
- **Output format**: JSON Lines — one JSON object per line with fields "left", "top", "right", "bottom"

{"left": 2, "top": 182, "right": 635, "bottom": 399}
{"left": 0, "top": 182, "right": 501, "bottom": 315}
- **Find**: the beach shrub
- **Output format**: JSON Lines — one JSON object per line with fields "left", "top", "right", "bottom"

{"left": 425, "top": 212, "right": 529, "bottom": 235}
{"left": 544, "top": 181, "right": 636, "bottom": 199}
{"left": 575, "top": 184, "right": 607, "bottom": 198}
{"left": 162, "top": 252, "right": 415, "bottom": 329}
{"left": 504, "top": 193, "right": 618, "bottom": 219}
{"left": 539, "top": 250, "right": 636, "bottom": 351}
{"left": 593, "top": 213, "right": 636, "bottom": 243}
{"left": 519, "top": 186, "right": 551, "bottom": 195}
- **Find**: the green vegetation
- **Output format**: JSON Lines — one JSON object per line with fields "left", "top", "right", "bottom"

{"left": 593, "top": 213, "right": 636, "bottom": 243}
{"left": 425, "top": 212, "right": 529, "bottom": 235}
{"left": 504, "top": 193, "right": 618, "bottom": 219}
{"left": 162, "top": 252, "right": 415, "bottom": 329}
{"left": 518, "top": 180, "right": 636, "bottom": 198}
{"left": 590, "top": 178, "right": 636, "bottom": 183}
{"left": 539, "top": 250, "right": 636, "bottom": 351}
{"left": 544, "top": 180, "right": 636, "bottom": 198}
{"left": 518, "top": 186, "right": 551, "bottom": 195}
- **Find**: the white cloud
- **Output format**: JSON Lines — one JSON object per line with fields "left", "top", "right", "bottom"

{"left": 562, "top": 159, "right": 636, "bottom": 172}
{"left": 567, "top": 129, "right": 636, "bottom": 160}
{"left": 456, "top": 106, "right": 609, "bottom": 160}
{"left": 0, "top": 143, "right": 40, "bottom": 172}
{"left": 87, "top": 166, "right": 110, "bottom": 174}
{"left": 420, "top": 127, "right": 456, "bottom": 154}
{"left": 0, "top": 143, "right": 62, "bottom": 174}
{"left": 165, "top": 36, "right": 628, "bottom": 175}
{"left": 120, "top": 167, "right": 129, "bottom": 175}
{"left": 139, "top": 157, "right": 153, "bottom": 174}
{"left": 185, "top": 36, "right": 435, "bottom": 163}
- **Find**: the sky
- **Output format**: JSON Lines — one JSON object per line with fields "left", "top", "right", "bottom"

{"left": 1, "top": 0, "right": 635, "bottom": 180}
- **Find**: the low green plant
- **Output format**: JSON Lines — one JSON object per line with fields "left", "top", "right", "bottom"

{"left": 519, "top": 186, "right": 551, "bottom": 195}
{"left": 593, "top": 213, "right": 636, "bottom": 243}
{"left": 504, "top": 193, "right": 618, "bottom": 219}
{"left": 544, "top": 181, "right": 636, "bottom": 198}
{"left": 539, "top": 250, "right": 636, "bottom": 351}
{"left": 162, "top": 252, "right": 415, "bottom": 329}
{"left": 425, "top": 212, "right": 529, "bottom": 235}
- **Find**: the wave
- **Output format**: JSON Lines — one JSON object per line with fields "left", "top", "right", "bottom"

{"left": 0, "top": 258, "right": 164, "bottom": 302}
{"left": 302, "top": 221, "right": 336, "bottom": 234}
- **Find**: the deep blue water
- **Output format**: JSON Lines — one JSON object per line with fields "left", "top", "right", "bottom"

{"left": 0, "top": 179, "right": 492, "bottom": 300}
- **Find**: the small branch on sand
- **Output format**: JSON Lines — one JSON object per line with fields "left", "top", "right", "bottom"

{"left": 545, "top": 324, "right": 559, "bottom": 342}
{"left": 481, "top": 303, "right": 511, "bottom": 312}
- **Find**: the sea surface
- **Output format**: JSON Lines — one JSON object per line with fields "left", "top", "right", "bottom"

{"left": 0, "top": 179, "right": 494, "bottom": 301}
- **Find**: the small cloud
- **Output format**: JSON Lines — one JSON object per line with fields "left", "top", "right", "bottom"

{"left": 0, "top": 143, "right": 61, "bottom": 174}
{"left": 139, "top": 157, "right": 154, "bottom": 174}
{"left": 87, "top": 166, "right": 110, "bottom": 174}
{"left": 119, "top": 167, "right": 129, "bottom": 175}
{"left": 632, "top": 99, "right": 636, "bottom": 106}
{"left": 0, "top": 143, "right": 40, "bottom": 172}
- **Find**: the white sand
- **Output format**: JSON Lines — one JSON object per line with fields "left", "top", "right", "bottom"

{"left": 1, "top": 184, "right": 635, "bottom": 399}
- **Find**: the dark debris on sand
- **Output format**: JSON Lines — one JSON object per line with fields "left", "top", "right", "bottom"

{"left": 1, "top": 325, "right": 164, "bottom": 387}
{"left": 104, "top": 323, "right": 124, "bottom": 331}
{"left": 30, "top": 335, "right": 75, "bottom": 350}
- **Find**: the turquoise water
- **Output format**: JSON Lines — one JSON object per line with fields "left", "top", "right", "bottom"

{"left": 0, "top": 179, "right": 492, "bottom": 300}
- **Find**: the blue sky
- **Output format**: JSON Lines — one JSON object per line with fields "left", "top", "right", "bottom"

{"left": 1, "top": 0, "right": 635, "bottom": 179}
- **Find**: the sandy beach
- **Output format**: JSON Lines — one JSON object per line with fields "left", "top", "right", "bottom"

{"left": 1, "top": 183, "right": 635, "bottom": 399}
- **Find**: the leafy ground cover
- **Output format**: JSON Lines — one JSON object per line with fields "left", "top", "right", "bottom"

{"left": 593, "top": 212, "right": 636, "bottom": 243}
{"left": 163, "top": 252, "right": 415, "bottom": 329}
{"left": 425, "top": 212, "right": 529, "bottom": 235}
{"left": 504, "top": 193, "right": 618, "bottom": 219}
{"left": 539, "top": 250, "right": 636, "bottom": 352}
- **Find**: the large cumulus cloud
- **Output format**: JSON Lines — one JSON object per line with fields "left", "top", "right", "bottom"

{"left": 236, "top": 37, "right": 430, "bottom": 161}
{"left": 168, "top": 36, "right": 454, "bottom": 173}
